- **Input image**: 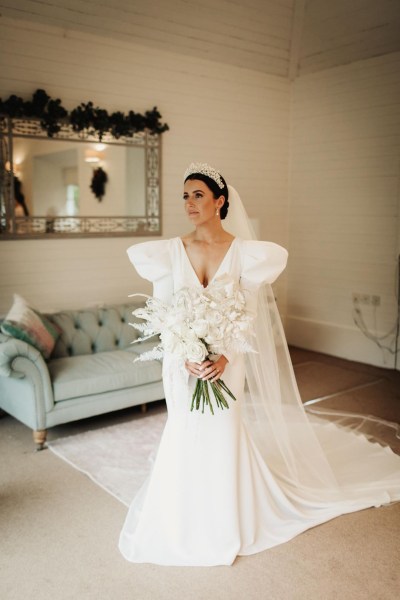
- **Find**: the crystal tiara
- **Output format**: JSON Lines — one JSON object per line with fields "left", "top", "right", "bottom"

{"left": 184, "top": 162, "right": 225, "bottom": 189}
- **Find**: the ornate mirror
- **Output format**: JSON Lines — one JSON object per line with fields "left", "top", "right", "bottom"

{"left": 0, "top": 117, "right": 162, "bottom": 238}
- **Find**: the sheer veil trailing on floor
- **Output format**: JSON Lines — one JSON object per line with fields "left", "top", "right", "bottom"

{"left": 225, "top": 184, "right": 400, "bottom": 507}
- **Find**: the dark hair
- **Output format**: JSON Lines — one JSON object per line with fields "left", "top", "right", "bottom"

{"left": 184, "top": 172, "right": 229, "bottom": 219}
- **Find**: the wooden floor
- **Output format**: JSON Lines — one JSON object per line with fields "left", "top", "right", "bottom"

{"left": 290, "top": 346, "right": 400, "bottom": 452}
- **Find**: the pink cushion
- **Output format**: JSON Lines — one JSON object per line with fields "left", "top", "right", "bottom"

{"left": 1, "top": 294, "right": 60, "bottom": 359}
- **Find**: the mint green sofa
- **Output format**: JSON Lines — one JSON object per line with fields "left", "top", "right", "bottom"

{"left": 0, "top": 302, "right": 164, "bottom": 450}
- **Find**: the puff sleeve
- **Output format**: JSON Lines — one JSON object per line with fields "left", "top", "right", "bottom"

{"left": 239, "top": 240, "right": 288, "bottom": 345}
{"left": 241, "top": 240, "right": 288, "bottom": 287}
{"left": 127, "top": 239, "right": 173, "bottom": 302}
{"left": 221, "top": 240, "right": 288, "bottom": 365}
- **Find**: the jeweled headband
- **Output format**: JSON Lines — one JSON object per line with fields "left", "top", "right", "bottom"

{"left": 184, "top": 162, "right": 225, "bottom": 190}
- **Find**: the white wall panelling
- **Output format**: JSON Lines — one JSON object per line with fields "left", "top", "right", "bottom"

{"left": 287, "top": 52, "right": 400, "bottom": 368}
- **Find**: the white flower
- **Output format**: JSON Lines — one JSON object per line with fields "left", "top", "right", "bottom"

{"left": 191, "top": 319, "right": 209, "bottom": 338}
{"left": 160, "top": 329, "right": 177, "bottom": 350}
{"left": 173, "top": 322, "right": 191, "bottom": 339}
{"left": 174, "top": 341, "right": 188, "bottom": 359}
{"left": 204, "top": 325, "right": 225, "bottom": 345}
{"left": 175, "top": 289, "right": 193, "bottom": 313}
{"left": 209, "top": 310, "right": 224, "bottom": 325}
{"left": 130, "top": 274, "right": 256, "bottom": 364}
{"left": 129, "top": 276, "right": 258, "bottom": 415}
{"left": 162, "top": 333, "right": 186, "bottom": 358}
{"left": 186, "top": 341, "right": 207, "bottom": 363}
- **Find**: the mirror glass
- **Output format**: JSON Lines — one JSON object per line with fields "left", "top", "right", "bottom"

{"left": 0, "top": 118, "right": 161, "bottom": 238}
{"left": 13, "top": 138, "right": 146, "bottom": 217}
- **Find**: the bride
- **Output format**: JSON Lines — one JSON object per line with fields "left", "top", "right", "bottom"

{"left": 119, "top": 163, "right": 400, "bottom": 566}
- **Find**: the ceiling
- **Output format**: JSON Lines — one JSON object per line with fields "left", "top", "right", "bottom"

{"left": 0, "top": 0, "right": 399, "bottom": 78}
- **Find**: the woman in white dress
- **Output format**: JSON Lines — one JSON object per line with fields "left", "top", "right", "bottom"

{"left": 119, "top": 163, "right": 400, "bottom": 567}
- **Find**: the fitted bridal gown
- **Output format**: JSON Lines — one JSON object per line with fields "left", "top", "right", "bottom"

{"left": 119, "top": 236, "right": 400, "bottom": 566}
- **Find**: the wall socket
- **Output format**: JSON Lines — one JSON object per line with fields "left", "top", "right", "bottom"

{"left": 352, "top": 292, "right": 380, "bottom": 306}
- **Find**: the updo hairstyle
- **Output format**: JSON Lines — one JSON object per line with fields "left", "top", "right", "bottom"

{"left": 184, "top": 172, "right": 229, "bottom": 220}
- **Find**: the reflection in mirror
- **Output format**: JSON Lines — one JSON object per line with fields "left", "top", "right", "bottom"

{"left": 13, "top": 138, "right": 146, "bottom": 218}
{"left": 0, "top": 117, "right": 161, "bottom": 238}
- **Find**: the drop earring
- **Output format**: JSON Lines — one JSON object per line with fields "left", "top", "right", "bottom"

{"left": 216, "top": 209, "right": 219, "bottom": 216}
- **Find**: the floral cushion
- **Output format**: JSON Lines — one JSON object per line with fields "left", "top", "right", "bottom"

{"left": 1, "top": 294, "right": 60, "bottom": 359}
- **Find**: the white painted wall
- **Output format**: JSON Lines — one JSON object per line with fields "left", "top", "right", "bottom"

{"left": 0, "top": 17, "right": 290, "bottom": 316}
{"left": 286, "top": 52, "right": 400, "bottom": 369}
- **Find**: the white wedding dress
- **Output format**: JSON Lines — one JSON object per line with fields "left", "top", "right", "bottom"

{"left": 119, "top": 236, "right": 400, "bottom": 566}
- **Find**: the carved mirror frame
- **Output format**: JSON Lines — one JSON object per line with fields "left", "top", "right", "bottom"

{"left": 0, "top": 117, "right": 162, "bottom": 239}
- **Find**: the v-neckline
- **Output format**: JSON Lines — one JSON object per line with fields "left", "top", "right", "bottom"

{"left": 178, "top": 236, "right": 237, "bottom": 289}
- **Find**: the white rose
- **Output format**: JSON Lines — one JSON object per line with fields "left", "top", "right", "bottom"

{"left": 209, "top": 311, "right": 224, "bottom": 325}
{"left": 192, "top": 319, "right": 209, "bottom": 338}
{"left": 186, "top": 341, "right": 207, "bottom": 363}
{"left": 205, "top": 325, "right": 225, "bottom": 344}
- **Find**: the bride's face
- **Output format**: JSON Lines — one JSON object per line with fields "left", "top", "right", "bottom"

{"left": 183, "top": 179, "right": 222, "bottom": 225}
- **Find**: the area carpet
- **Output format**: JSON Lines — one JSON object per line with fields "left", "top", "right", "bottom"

{"left": 48, "top": 407, "right": 167, "bottom": 506}
{"left": 47, "top": 361, "right": 399, "bottom": 505}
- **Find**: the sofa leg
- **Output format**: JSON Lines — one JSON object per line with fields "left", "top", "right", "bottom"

{"left": 141, "top": 403, "right": 147, "bottom": 414}
{"left": 33, "top": 429, "right": 47, "bottom": 451}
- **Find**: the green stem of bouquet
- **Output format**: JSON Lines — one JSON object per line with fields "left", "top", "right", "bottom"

{"left": 203, "top": 379, "right": 213, "bottom": 414}
{"left": 191, "top": 378, "right": 236, "bottom": 415}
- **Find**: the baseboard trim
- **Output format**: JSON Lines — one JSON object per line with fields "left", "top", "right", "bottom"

{"left": 285, "top": 315, "right": 396, "bottom": 369}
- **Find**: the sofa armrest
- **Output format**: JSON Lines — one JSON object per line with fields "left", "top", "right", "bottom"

{"left": 0, "top": 335, "right": 55, "bottom": 415}
{"left": 0, "top": 334, "right": 41, "bottom": 378}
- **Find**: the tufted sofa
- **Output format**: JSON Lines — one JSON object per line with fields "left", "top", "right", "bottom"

{"left": 0, "top": 302, "right": 164, "bottom": 449}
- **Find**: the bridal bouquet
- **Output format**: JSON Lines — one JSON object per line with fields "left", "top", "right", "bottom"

{"left": 129, "top": 274, "right": 256, "bottom": 415}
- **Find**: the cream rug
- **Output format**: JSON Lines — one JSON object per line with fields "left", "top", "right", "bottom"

{"left": 48, "top": 408, "right": 168, "bottom": 506}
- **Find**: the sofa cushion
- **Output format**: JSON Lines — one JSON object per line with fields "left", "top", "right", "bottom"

{"left": 1, "top": 294, "right": 61, "bottom": 359}
{"left": 48, "top": 345, "right": 162, "bottom": 402}
{"left": 47, "top": 303, "right": 150, "bottom": 359}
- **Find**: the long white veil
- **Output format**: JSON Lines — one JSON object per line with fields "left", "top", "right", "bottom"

{"left": 225, "top": 184, "right": 400, "bottom": 505}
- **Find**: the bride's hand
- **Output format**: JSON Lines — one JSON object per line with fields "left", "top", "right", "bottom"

{"left": 184, "top": 356, "right": 228, "bottom": 382}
